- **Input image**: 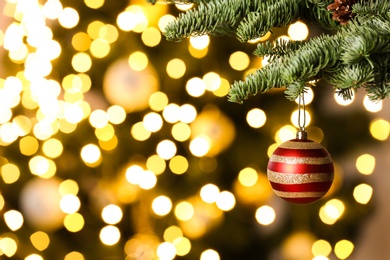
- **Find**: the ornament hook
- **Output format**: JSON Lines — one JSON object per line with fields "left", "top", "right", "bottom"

{"left": 296, "top": 92, "right": 307, "bottom": 140}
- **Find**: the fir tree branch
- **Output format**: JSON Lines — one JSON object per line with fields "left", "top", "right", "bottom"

{"left": 163, "top": 0, "right": 251, "bottom": 41}
{"left": 228, "top": 63, "right": 286, "bottom": 104}
{"left": 341, "top": 19, "right": 390, "bottom": 65}
{"left": 352, "top": 0, "right": 390, "bottom": 16}
{"left": 302, "top": 0, "right": 339, "bottom": 30}
{"left": 253, "top": 39, "right": 304, "bottom": 62}
{"left": 281, "top": 34, "right": 340, "bottom": 83}
{"left": 323, "top": 62, "right": 375, "bottom": 89}
{"left": 236, "top": 0, "right": 303, "bottom": 42}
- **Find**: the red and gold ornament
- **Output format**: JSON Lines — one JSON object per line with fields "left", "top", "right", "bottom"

{"left": 267, "top": 131, "right": 334, "bottom": 204}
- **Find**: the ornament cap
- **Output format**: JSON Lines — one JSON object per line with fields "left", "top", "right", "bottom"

{"left": 296, "top": 130, "right": 308, "bottom": 140}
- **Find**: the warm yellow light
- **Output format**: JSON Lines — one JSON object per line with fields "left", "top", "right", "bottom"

{"left": 186, "top": 77, "right": 206, "bottom": 97}
{"left": 189, "top": 45, "right": 208, "bottom": 59}
{"left": 255, "top": 205, "right": 276, "bottom": 225}
{"left": 158, "top": 14, "right": 176, "bottom": 32}
{"left": 60, "top": 194, "right": 81, "bottom": 214}
{"left": 36, "top": 39, "right": 61, "bottom": 61}
{"left": 72, "top": 32, "right": 91, "bottom": 51}
{"left": 85, "top": 0, "right": 105, "bottom": 9}
{"left": 203, "top": 72, "right": 221, "bottom": 91}
{"left": 238, "top": 167, "right": 258, "bottom": 187}
{"left": 42, "top": 138, "right": 63, "bottom": 159}
{"left": 102, "top": 204, "right": 123, "bottom": 224}
{"left": 58, "top": 7, "right": 79, "bottom": 29}
{"left": 3, "top": 23, "right": 24, "bottom": 52}
{"left": 64, "top": 251, "right": 85, "bottom": 260}
{"left": 334, "top": 240, "right": 354, "bottom": 260}
{"left": 166, "top": 58, "right": 186, "bottom": 79}
{"left": 89, "top": 109, "right": 109, "bottom": 128}
{"left": 4, "top": 210, "right": 24, "bottom": 231}
{"left": 29, "top": 155, "right": 50, "bottom": 176}
{"left": 100, "top": 225, "right": 121, "bottom": 246}
{"left": 356, "top": 154, "right": 375, "bottom": 175}
{"left": 363, "top": 95, "right": 382, "bottom": 112}
{"left": 146, "top": 154, "right": 166, "bottom": 175}
{"left": 294, "top": 87, "right": 314, "bottom": 104}
{"left": 42, "top": 0, "right": 63, "bottom": 20}
{"left": 175, "top": 3, "right": 194, "bottom": 11}
{"left": 291, "top": 109, "right": 311, "bottom": 128}
{"left": 189, "top": 136, "right": 211, "bottom": 157}
{"left": 9, "top": 43, "right": 28, "bottom": 61}
{"left": 80, "top": 144, "right": 101, "bottom": 166}
{"left": 216, "top": 191, "right": 236, "bottom": 211}
{"left": 0, "top": 237, "right": 17, "bottom": 257}
{"left": 213, "top": 78, "right": 230, "bottom": 97}
{"left": 25, "top": 254, "right": 44, "bottom": 260}
{"left": 334, "top": 92, "right": 354, "bottom": 106}
{"left": 143, "top": 112, "right": 163, "bottom": 132}
{"left": 95, "top": 124, "right": 115, "bottom": 141}
{"left": 319, "top": 199, "right": 345, "bottom": 225}
{"left": 25, "top": 53, "right": 53, "bottom": 79}
{"left": 128, "top": 51, "right": 148, "bottom": 71}
{"left": 172, "top": 122, "right": 191, "bottom": 142}
{"left": 163, "top": 103, "right": 180, "bottom": 124}
{"left": 87, "top": 20, "right": 105, "bottom": 39}
{"left": 370, "top": 118, "right": 390, "bottom": 141}
{"left": 312, "top": 239, "right": 332, "bottom": 257}
{"left": 72, "top": 52, "right": 92, "bottom": 73}
{"left": 164, "top": 225, "right": 183, "bottom": 242}
{"left": 200, "top": 184, "right": 220, "bottom": 203}
{"left": 156, "top": 140, "right": 177, "bottom": 160}
{"left": 1, "top": 163, "right": 20, "bottom": 184}
{"left": 63, "top": 103, "right": 84, "bottom": 124}
{"left": 275, "top": 125, "right": 296, "bottom": 143}
{"left": 149, "top": 91, "right": 169, "bottom": 112}
{"left": 59, "top": 179, "right": 79, "bottom": 196}
{"left": 30, "top": 231, "right": 50, "bottom": 251}
{"left": 125, "top": 165, "right": 144, "bottom": 185}
{"left": 246, "top": 108, "right": 266, "bottom": 128}
{"left": 107, "top": 105, "right": 126, "bottom": 125}
{"left": 179, "top": 104, "right": 197, "bottom": 123}
{"left": 200, "top": 249, "right": 220, "bottom": 260}
{"left": 131, "top": 122, "right": 151, "bottom": 141}
{"left": 64, "top": 213, "right": 84, "bottom": 232}
{"left": 288, "top": 21, "right": 309, "bottom": 40}
{"left": 90, "top": 38, "right": 110, "bottom": 58}
{"left": 157, "top": 242, "right": 176, "bottom": 260}
{"left": 99, "top": 24, "right": 119, "bottom": 43}
{"left": 169, "top": 155, "right": 189, "bottom": 175}
{"left": 152, "top": 196, "right": 173, "bottom": 217}
{"left": 139, "top": 170, "right": 157, "bottom": 190}
{"left": 229, "top": 51, "right": 250, "bottom": 71}
{"left": 174, "top": 201, "right": 194, "bottom": 221}
{"left": 190, "top": 35, "right": 210, "bottom": 50}
{"left": 142, "top": 27, "right": 161, "bottom": 47}
{"left": 353, "top": 183, "right": 373, "bottom": 204}
{"left": 173, "top": 237, "right": 191, "bottom": 256}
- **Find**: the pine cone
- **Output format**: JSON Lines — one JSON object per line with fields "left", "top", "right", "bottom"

{"left": 327, "top": 0, "right": 358, "bottom": 25}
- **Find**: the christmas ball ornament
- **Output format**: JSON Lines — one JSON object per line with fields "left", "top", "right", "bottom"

{"left": 267, "top": 131, "right": 334, "bottom": 204}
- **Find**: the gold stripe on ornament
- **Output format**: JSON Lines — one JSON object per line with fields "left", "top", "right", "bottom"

{"left": 270, "top": 155, "right": 333, "bottom": 165}
{"left": 273, "top": 190, "right": 326, "bottom": 198}
{"left": 279, "top": 141, "right": 323, "bottom": 150}
{"left": 267, "top": 171, "right": 333, "bottom": 184}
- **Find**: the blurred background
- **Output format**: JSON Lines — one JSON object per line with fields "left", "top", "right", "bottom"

{"left": 0, "top": 0, "right": 388, "bottom": 259}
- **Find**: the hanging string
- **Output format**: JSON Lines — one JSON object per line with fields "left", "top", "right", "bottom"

{"left": 297, "top": 92, "right": 306, "bottom": 132}
{"left": 296, "top": 92, "right": 308, "bottom": 140}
